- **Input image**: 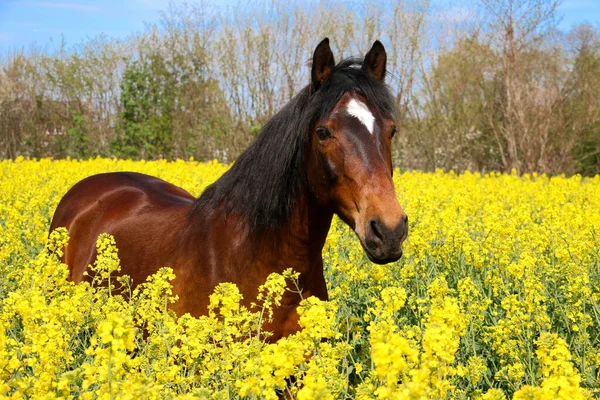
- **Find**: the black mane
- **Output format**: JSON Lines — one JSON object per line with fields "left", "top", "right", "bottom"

{"left": 192, "top": 58, "right": 398, "bottom": 231}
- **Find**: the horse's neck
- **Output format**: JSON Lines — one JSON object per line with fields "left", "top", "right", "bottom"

{"left": 220, "top": 194, "right": 333, "bottom": 280}
{"left": 260, "top": 196, "right": 333, "bottom": 275}
{"left": 263, "top": 196, "right": 332, "bottom": 300}
{"left": 188, "top": 193, "right": 332, "bottom": 296}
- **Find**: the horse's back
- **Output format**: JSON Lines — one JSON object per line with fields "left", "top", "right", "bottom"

{"left": 50, "top": 172, "right": 195, "bottom": 283}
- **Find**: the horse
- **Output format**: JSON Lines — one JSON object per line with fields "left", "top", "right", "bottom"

{"left": 49, "top": 38, "right": 408, "bottom": 341}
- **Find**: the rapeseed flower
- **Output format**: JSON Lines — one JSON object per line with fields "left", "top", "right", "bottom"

{"left": 0, "top": 158, "right": 598, "bottom": 398}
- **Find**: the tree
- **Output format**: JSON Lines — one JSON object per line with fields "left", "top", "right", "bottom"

{"left": 479, "top": 0, "right": 565, "bottom": 174}
{"left": 413, "top": 38, "right": 501, "bottom": 171}
{"left": 565, "top": 23, "right": 600, "bottom": 176}
{"left": 112, "top": 54, "right": 175, "bottom": 159}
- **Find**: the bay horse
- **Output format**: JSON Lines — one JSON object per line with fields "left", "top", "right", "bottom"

{"left": 50, "top": 39, "right": 408, "bottom": 340}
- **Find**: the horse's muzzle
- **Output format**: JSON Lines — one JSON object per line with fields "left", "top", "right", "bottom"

{"left": 362, "top": 215, "right": 408, "bottom": 264}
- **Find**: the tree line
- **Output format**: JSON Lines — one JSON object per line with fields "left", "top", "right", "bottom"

{"left": 1, "top": 0, "right": 599, "bottom": 175}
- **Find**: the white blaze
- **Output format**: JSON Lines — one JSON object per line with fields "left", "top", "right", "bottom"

{"left": 346, "top": 99, "right": 375, "bottom": 134}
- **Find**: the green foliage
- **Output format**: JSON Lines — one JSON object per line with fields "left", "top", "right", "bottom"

{"left": 112, "top": 55, "right": 175, "bottom": 159}
{"left": 574, "top": 124, "right": 600, "bottom": 176}
{"left": 566, "top": 35, "right": 600, "bottom": 176}
{"left": 250, "top": 125, "right": 262, "bottom": 137}
{"left": 67, "top": 111, "right": 89, "bottom": 158}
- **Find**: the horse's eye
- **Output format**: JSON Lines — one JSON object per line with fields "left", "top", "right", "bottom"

{"left": 316, "top": 127, "right": 333, "bottom": 141}
{"left": 390, "top": 126, "right": 397, "bottom": 138}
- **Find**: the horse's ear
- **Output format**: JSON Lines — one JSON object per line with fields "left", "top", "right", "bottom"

{"left": 311, "top": 38, "right": 335, "bottom": 92}
{"left": 363, "top": 40, "right": 387, "bottom": 82}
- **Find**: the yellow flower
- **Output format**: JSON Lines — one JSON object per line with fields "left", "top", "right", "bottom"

{"left": 1, "top": 159, "right": 600, "bottom": 398}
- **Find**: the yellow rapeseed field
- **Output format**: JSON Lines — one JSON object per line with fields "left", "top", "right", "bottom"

{"left": 0, "top": 157, "right": 599, "bottom": 399}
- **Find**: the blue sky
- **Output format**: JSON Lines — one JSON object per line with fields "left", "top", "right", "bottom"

{"left": 0, "top": 0, "right": 599, "bottom": 54}
{"left": 0, "top": 0, "right": 170, "bottom": 53}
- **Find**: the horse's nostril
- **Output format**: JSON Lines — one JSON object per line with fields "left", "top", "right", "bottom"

{"left": 402, "top": 214, "right": 408, "bottom": 224}
{"left": 369, "top": 219, "right": 383, "bottom": 241}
